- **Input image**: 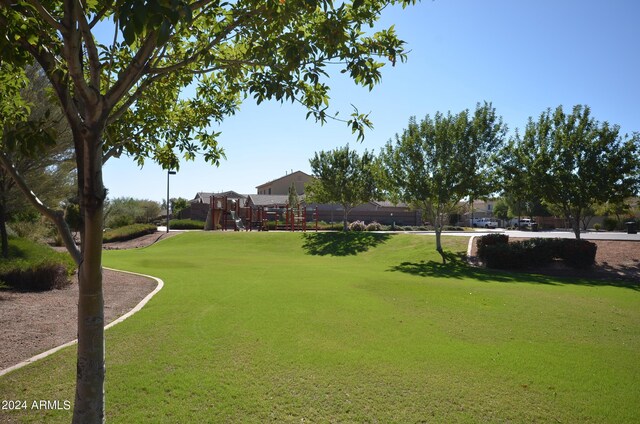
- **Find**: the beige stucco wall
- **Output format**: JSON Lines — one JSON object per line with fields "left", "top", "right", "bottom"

{"left": 256, "top": 171, "right": 313, "bottom": 195}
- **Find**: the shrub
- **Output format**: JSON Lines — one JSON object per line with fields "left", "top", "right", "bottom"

{"left": 593, "top": 223, "right": 601, "bottom": 231}
{"left": 9, "top": 219, "right": 55, "bottom": 244}
{"left": 315, "top": 221, "right": 344, "bottom": 231}
{"left": 476, "top": 234, "right": 509, "bottom": 261}
{"left": 1, "top": 262, "right": 71, "bottom": 291}
{"left": 103, "top": 223, "right": 157, "bottom": 243}
{"left": 519, "top": 238, "right": 563, "bottom": 266}
{"left": 482, "top": 237, "right": 596, "bottom": 270}
{"left": 443, "top": 225, "right": 465, "bottom": 231}
{"left": 561, "top": 239, "right": 597, "bottom": 269}
{"left": 0, "top": 238, "right": 75, "bottom": 291}
{"left": 348, "top": 220, "right": 366, "bottom": 232}
{"left": 169, "top": 219, "right": 205, "bottom": 230}
{"left": 483, "top": 242, "right": 528, "bottom": 269}
{"left": 365, "top": 221, "right": 382, "bottom": 231}
{"left": 402, "top": 226, "right": 414, "bottom": 231}
{"left": 602, "top": 217, "right": 618, "bottom": 231}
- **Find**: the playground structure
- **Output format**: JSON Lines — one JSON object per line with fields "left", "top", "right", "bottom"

{"left": 205, "top": 195, "right": 319, "bottom": 232}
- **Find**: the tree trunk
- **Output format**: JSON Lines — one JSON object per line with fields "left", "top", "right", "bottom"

{"left": 434, "top": 208, "right": 446, "bottom": 264}
{"left": 571, "top": 211, "right": 581, "bottom": 240}
{"left": 0, "top": 202, "right": 8, "bottom": 259}
{"left": 342, "top": 208, "right": 349, "bottom": 232}
{"left": 72, "top": 133, "right": 106, "bottom": 424}
{"left": 435, "top": 225, "right": 446, "bottom": 264}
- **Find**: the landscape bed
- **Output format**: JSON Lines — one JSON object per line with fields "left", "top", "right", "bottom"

{"left": 0, "top": 232, "right": 638, "bottom": 423}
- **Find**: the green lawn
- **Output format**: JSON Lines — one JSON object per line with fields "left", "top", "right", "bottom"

{"left": 1, "top": 232, "right": 639, "bottom": 423}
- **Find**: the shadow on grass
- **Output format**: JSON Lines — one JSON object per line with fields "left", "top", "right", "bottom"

{"left": 389, "top": 253, "right": 640, "bottom": 291}
{"left": 302, "top": 232, "right": 393, "bottom": 256}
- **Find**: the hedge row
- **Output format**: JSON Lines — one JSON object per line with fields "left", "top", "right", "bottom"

{"left": 103, "top": 223, "right": 157, "bottom": 243}
{"left": 477, "top": 235, "right": 597, "bottom": 269}
{"left": 0, "top": 238, "right": 76, "bottom": 291}
{"left": 168, "top": 219, "right": 205, "bottom": 230}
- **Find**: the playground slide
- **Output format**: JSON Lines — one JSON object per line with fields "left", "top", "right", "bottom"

{"left": 230, "top": 211, "right": 245, "bottom": 230}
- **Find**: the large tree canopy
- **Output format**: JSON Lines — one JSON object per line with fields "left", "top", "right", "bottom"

{"left": 0, "top": 1, "right": 416, "bottom": 422}
{"left": 306, "top": 144, "right": 380, "bottom": 230}
{"left": 380, "top": 102, "right": 506, "bottom": 263}
{"left": 513, "top": 105, "right": 640, "bottom": 239}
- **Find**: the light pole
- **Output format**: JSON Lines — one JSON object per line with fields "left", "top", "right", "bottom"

{"left": 166, "top": 170, "right": 176, "bottom": 233}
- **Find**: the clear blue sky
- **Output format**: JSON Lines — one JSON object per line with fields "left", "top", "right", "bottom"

{"left": 103, "top": 0, "right": 640, "bottom": 203}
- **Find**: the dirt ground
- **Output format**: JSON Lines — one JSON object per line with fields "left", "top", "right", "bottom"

{"left": 1, "top": 233, "right": 638, "bottom": 372}
{"left": 0, "top": 231, "right": 178, "bottom": 371}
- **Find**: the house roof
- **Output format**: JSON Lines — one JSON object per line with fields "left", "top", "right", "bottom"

{"left": 192, "top": 191, "right": 246, "bottom": 204}
{"left": 370, "top": 200, "right": 410, "bottom": 208}
{"left": 246, "top": 194, "right": 291, "bottom": 207}
{"left": 255, "top": 170, "right": 313, "bottom": 189}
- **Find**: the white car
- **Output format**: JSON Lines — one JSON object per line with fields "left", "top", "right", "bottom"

{"left": 509, "top": 218, "right": 536, "bottom": 228}
{"left": 471, "top": 218, "right": 499, "bottom": 228}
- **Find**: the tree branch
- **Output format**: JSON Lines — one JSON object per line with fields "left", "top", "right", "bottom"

{"left": 147, "top": 8, "right": 259, "bottom": 76}
{"left": 106, "top": 72, "right": 168, "bottom": 126}
{"left": 61, "top": 0, "right": 98, "bottom": 109}
{"left": 25, "top": 0, "right": 63, "bottom": 31}
{"left": 76, "top": 1, "right": 101, "bottom": 90}
{"left": 104, "top": 32, "right": 158, "bottom": 111}
{"left": 0, "top": 152, "right": 81, "bottom": 264}
{"left": 88, "top": 5, "right": 109, "bottom": 29}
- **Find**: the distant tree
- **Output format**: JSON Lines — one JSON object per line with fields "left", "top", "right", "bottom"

{"left": 516, "top": 105, "right": 640, "bottom": 239}
{"left": 104, "top": 197, "right": 161, "bottom": 228}
{"left": 0, "top": 65, "right": 75, "bottom": 257}
{"left": 306, "top": 145, "right": 380, "bottom": 231}
{"left": 496, "top": 133, "right": 538, "bottom": 224}
{"left": 380, "top": 102, "right": 506, "bottom": 263}
{"left": 170, "top": 197, "right": 189, "bottom": 218}
{"left": 492, "top": 198, "right": 510, "bottom": 222}
{"left": 595, "top": 199, "right": 633, "bottom": 226}
{"left": 287, "top": 183, "right": 300, "bottom": 209}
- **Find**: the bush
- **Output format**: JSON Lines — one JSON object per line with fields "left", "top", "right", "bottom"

{"left": 561, "top": 239, "right": 597, "bottom": 269}
{"left": 0, "top": 238, "right": 75, "bottom": 291}
{"left": 519, "top": 238, "right": 563, "bottom": 266}
{"left": 602, "top": 217, "right": 618, "bottom": 232}
{"left": 169, "top": 219, "right": 205, "bottom": 230}
{"left": 482, "top": 237, "right": 597, "bottom": 270}
{"left": 476, "top": 234, "right": 509, "bottom": 261}
{"left": 9, "top": 219, "right": 56, "bottom": 244}
{"left": 593, "top": 223, "right": 601, "bottom": 231}
{"left": 103, "top": 223, "right": 157, "bottom": 243}
{"left": 365, "top": 221, "right": 382, "bottom": 231}
{"left": 483, "top": 242, "right": 528, "bottom": 269}
{"left": 348, "top": 220, "right": 366, "bottom": 232}
{"left": 443, "top": 225, "right": 465, "bottom": 231}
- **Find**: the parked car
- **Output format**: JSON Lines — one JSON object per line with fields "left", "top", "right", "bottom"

{"left": 509, "top": 218, "right": 536, "bottom": 228}
{"left": 471, "top": 217, "right": 499, "bottom": 228}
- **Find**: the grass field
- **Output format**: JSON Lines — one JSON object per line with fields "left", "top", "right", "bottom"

{"left": 1, "top": 232, "right": 639, "bottom": 423}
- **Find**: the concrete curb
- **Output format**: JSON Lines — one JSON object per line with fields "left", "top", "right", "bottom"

{"left": 467, "top": 235, "right": 476, "bottom": 259}
{"left": 0, "top": 268, "right": 164, "bottom": 377}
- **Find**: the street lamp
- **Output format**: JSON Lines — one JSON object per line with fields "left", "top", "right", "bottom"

{"left": 166, "top": 170, "right": 177, "bottom": 233}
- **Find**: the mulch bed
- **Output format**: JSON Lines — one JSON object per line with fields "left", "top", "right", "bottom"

{"left": 0, "top": 231, "right": 178, "bottom": 371}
